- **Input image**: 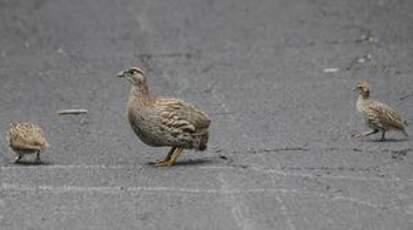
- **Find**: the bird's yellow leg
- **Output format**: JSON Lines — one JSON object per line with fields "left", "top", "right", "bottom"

{"left": 152, "top": 147, "right": 175, "bottom": 165}
{"left": 167, "top": 148, "right": 184, "bottom": 166}
{"left": 154, "top": 148, "right": 183, "bottom": 167}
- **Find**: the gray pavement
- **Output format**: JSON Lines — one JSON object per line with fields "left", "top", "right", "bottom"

{"left": 0, "top": 0, "right": 413, "bottom": 229}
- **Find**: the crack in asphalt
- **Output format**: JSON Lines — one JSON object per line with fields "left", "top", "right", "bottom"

{"left": 217, "top": 173, "right": 256, "bottom": 230}
{"left": 1, "top": 183, "right": 409, "bottom": 215}
{"left": 1, "top": 164, "right": 412, "bottom": 183}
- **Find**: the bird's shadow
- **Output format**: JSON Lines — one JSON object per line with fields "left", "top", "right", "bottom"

{"left": 13, "top": 160, "right": 51, "bottom": 166}
{"left": 174, "top": 158, "right": 213, "bottom": 167}
{"left": 145, "top": 158, "right": 214, "bottom": 168}
{"left": 364, "top": 138, "right": 408, "bottom": 143}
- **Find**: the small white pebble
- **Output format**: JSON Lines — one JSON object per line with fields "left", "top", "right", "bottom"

{"left": 360, "top": 35, "right": 368, "bottom": 40}
{"left": 406, "top": 204, "right": 413, "bottom": 215}
{"left": 357, "top": 58, "right": 366, "bottom": 63}
{"left": 368, "top": 37, "right": 378, "bottom": 43}
{"left": 323, "top": 68, "right": 339, "bottom": 73}
{"left": 357, "top": 54, "right": 372, "bottom": 63}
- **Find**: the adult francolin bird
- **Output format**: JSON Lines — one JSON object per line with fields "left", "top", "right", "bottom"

{"left": 7, "top": 121, "right": 49, "bottom": 163}
{"left": 117, "top": 67, "right": 211, "bottom": 167}
{"left": 352, "top": 81, "right": 408, "bottom": 141}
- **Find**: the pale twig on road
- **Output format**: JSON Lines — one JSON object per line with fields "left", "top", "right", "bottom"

{"left": 57, "top": 109, "right": 88, "bottom": 115}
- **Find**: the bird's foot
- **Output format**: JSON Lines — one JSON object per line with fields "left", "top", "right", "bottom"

{"left": 151, "top": 147, "right": 182, "bottom": 167}
{"left": 151, "top": 159, "right": 167, "bottom": 164}
{"left": 151, "top": 159, "right": 173, "bottom": 167}
{"left": 153, "top": 160, "right": 175, "bottom": 167}
{"left": 155, "top": 162, "right": 173, "bottom": 167}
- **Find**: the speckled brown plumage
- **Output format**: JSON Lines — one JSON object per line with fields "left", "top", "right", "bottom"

{"left": 117, "top": 67, "right": 211, "bottom": 166}
{"left": 352, "top": 81, "right": 408, "bottom": 141}
{"left": 7, "top": 121, "right": 49, "bottom": 163}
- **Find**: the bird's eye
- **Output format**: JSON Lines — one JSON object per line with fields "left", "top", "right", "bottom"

{"left": 130, "top": 70, "right": 137, "bottom": 74}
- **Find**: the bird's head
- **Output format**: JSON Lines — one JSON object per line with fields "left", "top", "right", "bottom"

{"left": 117, "top": 66, "right": 146, "bottom": 86}
{"left": 354, "top": 80, "right": 370, "bottom": 97}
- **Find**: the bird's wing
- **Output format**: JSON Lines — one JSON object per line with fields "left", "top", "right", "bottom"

{"left": 154, "top": 97, "right": 211, "bottom": 134}
{"left": 367, "top": 100, "right": 404, "bottom": 129}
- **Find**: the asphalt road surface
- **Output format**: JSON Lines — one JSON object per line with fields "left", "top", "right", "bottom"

{"left": 1, "top": 0, "right": 413, "bottom": 229}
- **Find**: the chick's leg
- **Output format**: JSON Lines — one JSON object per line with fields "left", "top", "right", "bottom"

{"left": 152, "top": 147, "right": 175, "bottom": 165}
{"left": 14, "top": 155, "right": 22, "bottom": 163}
{"left": 13, "top": 149, "right": 23, "bottom": 163}
{"left": 380, "top": 131, "right": 386, "bottom": 142}
{"left": 35, "top": 150, "right": 41, "bottom": 163}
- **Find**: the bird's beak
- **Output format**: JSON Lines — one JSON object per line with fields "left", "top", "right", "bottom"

{"left": 117, "top": 71, "right": 125, "bottom": 78}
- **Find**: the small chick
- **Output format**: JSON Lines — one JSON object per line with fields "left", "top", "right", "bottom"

{"left": 7, "top": 121, "right": 49, "bottom": 163}
{"left": 353, "top": 81, "right": 408, "bottom": 141}
{"left": 117, "top": 66, "right": 211, "bottom": 167}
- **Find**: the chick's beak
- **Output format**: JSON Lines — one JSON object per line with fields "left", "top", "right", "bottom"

{"left": 117, "top": 70, "right": 125, "bottom": 78}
